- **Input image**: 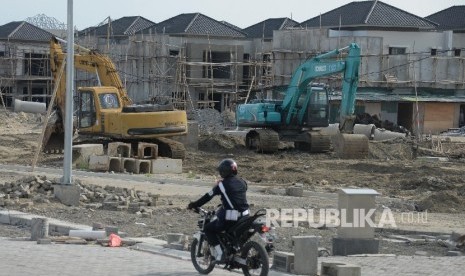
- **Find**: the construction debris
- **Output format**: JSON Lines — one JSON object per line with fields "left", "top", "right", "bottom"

{"left": 0, "top": 175, "right": 159, "bottom": 216}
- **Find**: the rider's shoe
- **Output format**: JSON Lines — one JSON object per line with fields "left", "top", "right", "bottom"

{"left": 213, "top": 244, "right": 225, "bottom": 264}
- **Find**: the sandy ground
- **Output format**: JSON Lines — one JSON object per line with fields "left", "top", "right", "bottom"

{"left": 1, "top": 109, "right": 465, "bottom": 256}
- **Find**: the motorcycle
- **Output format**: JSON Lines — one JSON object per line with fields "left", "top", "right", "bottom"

{"left": 190, "top": 207, "right": 274, "bottom": 276}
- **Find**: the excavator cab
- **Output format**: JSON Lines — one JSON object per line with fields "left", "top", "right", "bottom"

{"left": 298, "top": 84, "right": 329, "bottom": 128}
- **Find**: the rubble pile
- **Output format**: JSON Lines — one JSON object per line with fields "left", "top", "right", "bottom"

{"left": 193, "top": 108, "right": 236, "bottom": 134}
{"left": 0, "top": 175, "right": 158, "bottom": 217}
{"left": 0, "top": 111, "right": 43, "bottom": 134}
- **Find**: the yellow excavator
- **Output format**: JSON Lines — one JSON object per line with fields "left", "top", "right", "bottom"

{"left": 43, "top": 37, "right": 188, "bottom": 159}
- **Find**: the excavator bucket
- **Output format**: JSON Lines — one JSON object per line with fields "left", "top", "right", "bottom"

{"left": 42, "top": 111, "right": 65, "bottom": 153}
{"left": 333, "top": 133, "right": 369, "bottom": 159}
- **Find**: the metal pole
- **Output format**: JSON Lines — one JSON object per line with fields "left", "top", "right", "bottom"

{"left": 62, "top": 0, "right": 74, "bottom": 185}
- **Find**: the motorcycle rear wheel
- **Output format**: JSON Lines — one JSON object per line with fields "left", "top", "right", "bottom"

{"left": 241, "top": 241, "right": 269, "bottom": 276}
{"left": 190, "top": 237, "right": 215, "bottom": 274}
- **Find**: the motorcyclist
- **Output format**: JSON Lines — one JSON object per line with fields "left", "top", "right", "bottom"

{"left": 187, "top": 158, "right": 249, "bottom": 263}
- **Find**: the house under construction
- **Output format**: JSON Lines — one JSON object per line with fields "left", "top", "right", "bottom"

{"left": 1, "top": 3, "right": 465, "bottom": 135}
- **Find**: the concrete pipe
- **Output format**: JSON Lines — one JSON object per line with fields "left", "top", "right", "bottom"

{"left": 353, "top": 124, "right": 376, "bottom": 140}
{"left": 14, "top": 99, "right": 46, "bottom": 114}
{"left": 373, "top": 128, "right": 407, "bottom": 141}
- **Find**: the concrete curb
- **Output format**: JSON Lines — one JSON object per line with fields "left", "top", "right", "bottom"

{"left": 0, "top": 209, "right": 92, "bottom": 235}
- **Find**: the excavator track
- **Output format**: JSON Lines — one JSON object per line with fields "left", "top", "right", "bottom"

{"left": 294, "top": 131, "right": 331, "bottom": 153}
{"left": 153, "top": 137, "right": 186, "bottom": 160}
{"left": 245, "top": 129, "right": 280, "bottom": 153}
{"left": 333, "top": 133, "right": 369, "bottom": 159}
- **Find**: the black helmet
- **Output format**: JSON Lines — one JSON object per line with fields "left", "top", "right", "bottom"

{"left": 217, "top": 159, "right": 238, "bottom": 178}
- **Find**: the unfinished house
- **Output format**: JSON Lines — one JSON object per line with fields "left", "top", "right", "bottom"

{"left": 242, "top": 18, "right": 298, "bottom": 98}
{"left": 426, "top": 5, "right": 465, "bottom": 128}
{"left": 76, "top": 14, "right": 251, "bottom": 112}
{"left": 135, "top": 13, "right": 251, "bottom": 112}
{"left": 271, "top": 0, "right": 465, "bottom": 135}
{"left": 74, "top": 16, "right": 156, "bottom": 102}
{"left": 0, "top": 21, "right": 54, "bottom": 108}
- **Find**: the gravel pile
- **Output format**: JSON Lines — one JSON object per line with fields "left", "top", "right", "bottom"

{"left": 192, "top": 108, "right": 237, "bottom": 134}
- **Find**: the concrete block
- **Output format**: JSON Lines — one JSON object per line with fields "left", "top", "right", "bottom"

{"left": 336, "top": 264, "right": 361, "bottom": 276}
{"left": 137, "top": 142, "right": 158, "bottom": 159}
{"left": 321, "top": 262, "right": 347, "bottom": 276}
{"left": 109, "top": 157, "right": 123, "bottom": 172}
{"left": 151, "top": 158, "right": 182, "bottom": 174}
{"left": 272, "top": 251, "right": 294, "bottom": 273}
{"left": 166, "top": 233, "right": 184, "bottom": 244}
{"left": 107, "top": 142, "right": 131, "bottom": 157}
{"left": 135, "top": 159, "right": 151, "bottom": 174}
{"left": 31, "top": 218, "right": 49, "bottom": 241}
{"left": 332, "top": 238, "right": 379, "bottom": 256}
{"left": 89, "top": 155, "right": 110, "bottom": 172}
{"left": 69, "top": 230, "right": 106, "bottom": 240}
{"left": 105, "top": 226, "right": 119, "bottom": 236}
{"left": 54, "top": 184, "right": 80, "bottom": 206}
{"left": 72, "top": 144, "right": 104, "bottom": 168}
{"left": 286, "top": 186, "right": 303, "bottom": 197}
{"left": 321, "top": 262, "right": 361, "bottom": 276}
{"left": 337, "top": 188, "right": 379, "bottom": 239}
{"left": 292, "top": 236, "right": 318, "bottom": 275}
{"left": 37, "top": 238, "right": 52, "bottom": 245}
{"left": 123, "top": 158, "right": 136, "bottom": 173}
{"left": 102, "top": 201, "right": 119, "bottom": 211}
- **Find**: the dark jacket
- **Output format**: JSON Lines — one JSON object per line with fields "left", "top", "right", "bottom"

{"left": 192, "top": 175, "right": 249, "bottom": 212}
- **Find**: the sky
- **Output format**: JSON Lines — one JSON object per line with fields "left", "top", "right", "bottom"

{"left": 2, "top": 0, "right": 464, "bottom": 30}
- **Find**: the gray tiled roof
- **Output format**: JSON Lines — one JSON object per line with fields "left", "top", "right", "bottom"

{"left": 243, "top": 18, "right": 299, "bottom": 38}
{"left": 139, "top": 13, "right": 246, "bottom": 38}
{"left": 330, "top": 93, "right": 465, "bottom": 103}
{"left": 79, "top": 16, "right": 155, "bottom": 36}
{"left": 0, "top": 21, "right": 53, "bottom": 41}
{"left": 299, "top": 1, "right": 437, "bottom": 30}
{"left": 426, "top": 6, "right": 465, "bottom": 31}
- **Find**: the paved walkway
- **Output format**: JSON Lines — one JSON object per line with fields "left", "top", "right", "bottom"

{"left": 0, "top": 238, "right": 235, "bottom": 276}
{"left": 1, "top": 237, "right": 464, "bottom": 276}
{"left": 320, "top": 255, "right": 465, "bottom": 276}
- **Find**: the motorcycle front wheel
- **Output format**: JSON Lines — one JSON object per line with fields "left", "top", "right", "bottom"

{"left": 241, "top": 240, "right": 269, "bottom": 276}
{"left": 190, "top": 237, "right": 215, "bottom": 274}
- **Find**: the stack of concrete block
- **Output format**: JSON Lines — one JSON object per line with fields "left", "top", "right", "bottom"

{"left": 83, "top": 141, "right": 182, "bottom": 174}
{"left": 107, "top": 142, "right": 132, "bottom": 173}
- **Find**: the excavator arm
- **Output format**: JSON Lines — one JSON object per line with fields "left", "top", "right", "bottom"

{"left": 49, "top": 37, "right": 132, "bottom": 109}
{"left": 44, "top": 37, "right": 132, "bottom": 152}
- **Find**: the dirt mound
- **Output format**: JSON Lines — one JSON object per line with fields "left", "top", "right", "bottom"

{"left": 0, "top": 110, "right": 43, "bottom": 134}
{"left": 198, "top": 133, "right": 245, "bottom": 153}
{"left": 415, "top": 190, "right": 465, "bottom": 213}
{"left": 400, "top": 176, "right": 456, "bottom": 192}
{"left": 369, "top": 137, "right": 414, "bottom": 160}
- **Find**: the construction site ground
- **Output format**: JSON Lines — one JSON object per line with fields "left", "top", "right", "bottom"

{"left": 1, "top": 109, "right": 465, "bottom": 258}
